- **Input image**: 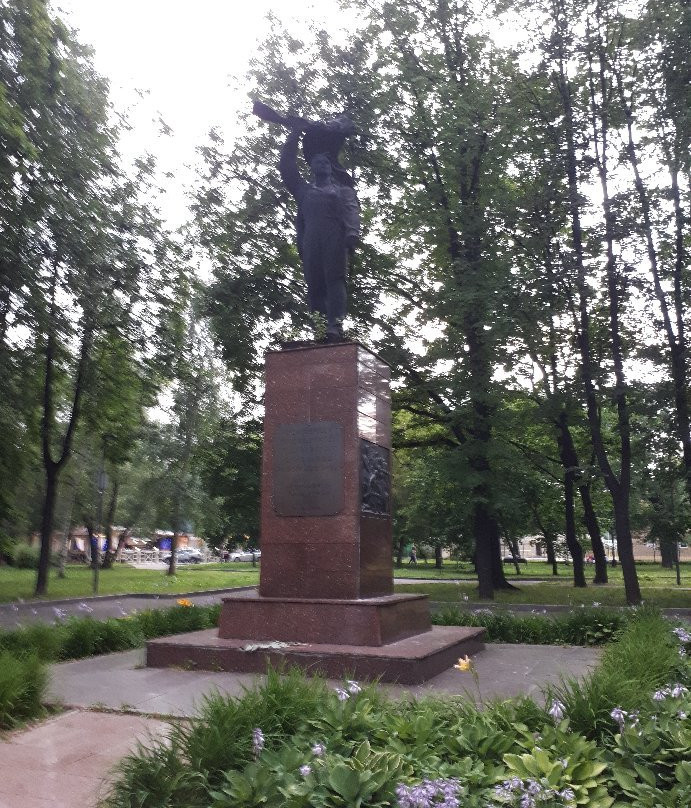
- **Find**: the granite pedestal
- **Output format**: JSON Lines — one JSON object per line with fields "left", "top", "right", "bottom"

{"left": 147, "top": 343, "right": 484, "bottom": 682}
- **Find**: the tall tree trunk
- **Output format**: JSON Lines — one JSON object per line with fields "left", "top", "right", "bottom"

{"left": 474, "top": 502, "right": 495, "bottom": 599}
{"left": 35, "top": 467, "right": 58, "bottom": 596}
{"left": 615, "top": 69, "right": 691, "bottom": 502}
{"left": 35, "top": 261, "right": 93, "bottom": 597}
{"left": 552, "top": 0, "right": 640, "bottom": 603}
{"left": 556, "top": 413, "right": 586, "bottom": 586}
{"left": 101, "top": 477, "right": 119, "bottom": 570}
{"left": 612, "top": 488, "right": 639, "bottom": 604}
{"left": 579, "top": 482, "right": 608, "bottom": 583}
{"left": 434, "top": 544, "right": 443, "bottom": 569}
{"left": 167, "top": 530, "right": 179, "bottom": 577}
{"left": 660, "top": 538, "right": 675, "bottom": 569}
{"left": 395, "top": 533, "right": 405, "bottom": 567}
{"left": 544, "top": 538, "right": 558, "bottom": 576}
{"left": 506, "top": 536, "right": 522, "bottom": 575}
{"left": 564, "top": 461, "right": 586, "bottom": 587}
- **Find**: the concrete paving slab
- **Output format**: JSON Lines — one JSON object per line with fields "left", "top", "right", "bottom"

{"left": 0, "top": 710, "right": 168, "bottom": 808}
{"left": 47, "top": 643, "right": 601, "bottom": 717}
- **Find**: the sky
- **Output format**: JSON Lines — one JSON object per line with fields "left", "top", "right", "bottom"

{"left": 53, "top": 0, "right": 351, "bottom": 228}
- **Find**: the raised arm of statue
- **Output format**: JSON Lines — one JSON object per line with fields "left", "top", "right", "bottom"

{"left": 279, "top": 129, "right": 306, "bottom": 199}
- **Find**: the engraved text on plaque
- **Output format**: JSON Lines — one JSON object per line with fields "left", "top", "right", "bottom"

{"left": 273, "top": 422, "right": 344, "bottom": 516}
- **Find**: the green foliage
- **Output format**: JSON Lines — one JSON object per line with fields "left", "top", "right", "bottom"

{"left": 0, "top": 603, "right": 221, "bottom": 663}
{"left": 608, "top": 690, "right": 691, "bottom": 804}
{"left": 0, "top": 651, "right": 46, "bottom": 729}
{"left": 502, "top": 722, "right": 612, "bottom": 808}
{"left": 103, "top": 611, "right": 691, "bottom": 808}
{"left": 5, "top": 542, "right": 42, "bottom": 569}
{"left": 433, "top": 606, "right": 629, "bottom": 646}
{"left": 546, "top": 610, "right": 685, "bottom": 740}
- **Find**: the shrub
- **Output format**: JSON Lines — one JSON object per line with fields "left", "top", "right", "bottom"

{"left": 7, "top": 543, "right": 42, "bottom": 569}
{"left": 58, "top": 616, "right": 145, "bottom": 660}
{"left": 0, "top": 531, "right": 16, "bottom": 564}
{"left": 546, "top": 609, "right": 685, "bottom": 739}
{"left": 0, "top": 603, "right": 222, "bottom": 663}
{"left": 433, "top": 606, "right": 628, "bottom": 646}
{"left": 0, "top": 651, "right": 46, "bottom": 729}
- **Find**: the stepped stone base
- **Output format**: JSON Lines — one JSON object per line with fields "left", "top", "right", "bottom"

{"left": 217, "top": 590, "right": 431, "bottom": 646}
{"left": 146, "top": 625, "right": 486, "bottom": 684}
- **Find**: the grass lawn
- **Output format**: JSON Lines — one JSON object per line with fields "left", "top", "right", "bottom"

{"left": 394, "top": 558, "right": 690, "bottom": 584}
{"left": 395, "top": 579, "right": 691, "bottom": 608}
{"left": 0, "top": 564, "right": 260, "bottom": 603}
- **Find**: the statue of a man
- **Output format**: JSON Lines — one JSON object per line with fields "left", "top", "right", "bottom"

{"left": 253, "top": 102, "right": 360, "bottom": 342}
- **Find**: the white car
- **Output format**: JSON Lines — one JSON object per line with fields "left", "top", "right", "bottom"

{"left": 229, "top": 549, "right": 261, "bottom": 562}
{"left": 162, "top": 548, "right": 204, "bottom": 564}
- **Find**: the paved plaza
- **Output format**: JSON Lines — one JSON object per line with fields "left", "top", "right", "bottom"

{"left": 0, "top": 641, "right": 600, "bottom": 808}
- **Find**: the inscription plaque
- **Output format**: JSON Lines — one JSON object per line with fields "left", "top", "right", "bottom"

{"left": 273, "top": 422, "right": 344, "bottom": 516}
{"left": 361, "top": 439, "right": 390, "bottom": 516}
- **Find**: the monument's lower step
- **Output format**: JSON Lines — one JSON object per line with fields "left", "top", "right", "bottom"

{"left": 146, "top": 625, "right": 486, "bottom": 684}
{"left": 218, "top": 589, "right": 432, "bottom": 646}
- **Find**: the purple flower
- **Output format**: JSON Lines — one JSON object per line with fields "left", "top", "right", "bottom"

{"left": 311, "top": 742, "right": 326, "bottom": 757}
{"left": 335, "top": 688, "right": 350, "bottom": 702}
{"left": 672, "top": 627, "right": 691, "bottom": 643}
{"left": 670, "top": 684, "right": 688, "bottom": 698}
{"left": 652, "top": 690, "right": 667, "bottom": 701}
{"left": 610, "top": 707, "right": 627, "bottom": 729}
{"left": 299, "top": 764, "right": 312, "bottom": 776}
{"left": 252, "top": 727, "right": 264, "bottom": 758}
{"left": 560, "top": 787, "right": 576, "bottom": 802}
{"left": 346, "top": 679, "right": 362, "bottom": 695}
{"left": 395, "top": 777, "right": 461, "bottom": 808}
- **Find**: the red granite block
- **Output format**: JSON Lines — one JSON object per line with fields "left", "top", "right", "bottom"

{"left": 259, "top": 542, "right": 360, "bottom": 599}
{"left": 359, "top": 516, "right": 394, "bottom": 597}
{"left": 218, "top": 591, "right": 430, "bottom": 645}
{"left": 147, "top": 625, "right": 486, "bottom": 684}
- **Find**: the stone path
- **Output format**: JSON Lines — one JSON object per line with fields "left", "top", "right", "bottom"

{"left": 0, "top": 710, "right": 168, "bottom": 808}
{"left": 46, "top": 643, "right": 601, "bottom": 716}
{"left": 0, "top": 587, "right": 252, "bottom": 630}
{"left": 1, "top": 640, "right": 601, "bottom": 807}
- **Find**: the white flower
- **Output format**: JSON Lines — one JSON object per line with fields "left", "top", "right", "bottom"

{"left": 335, "top": 688, "right": 350, "bottom": 702}
{"left": 299, "top": 764, "right": 312, "bottom": 776}
{"left": 346, "top": 679, "right": 362, "bottom": 694}
{"left": 311, "top": 742, "right": 326, "bottom": 757}
{"left": 547, "top": 699, "right": 565, "bottom": 722}
{"left": 252, "top": 727, "right": 265, "bottom": 758}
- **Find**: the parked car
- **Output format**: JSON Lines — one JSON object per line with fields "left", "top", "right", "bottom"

{"left": 502, "top": 556, "right": 528, "bottom": 564}
{"left": 161, "top": 548, "right": 204, "bottom": 564}
{"left": 229, "top": 549, "right": 261, "bottom": 562}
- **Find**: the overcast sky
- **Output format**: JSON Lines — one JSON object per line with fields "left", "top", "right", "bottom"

{"left": 53, "top": 0, "right": 351, "bottom": 227}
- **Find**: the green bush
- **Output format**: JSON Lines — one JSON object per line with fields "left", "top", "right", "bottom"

{"left": 102, "top": 611, "right": 691, "bottom": 808}
{"left": 0, "top": 531, "right": 16, "bottom": 564}
{"left": 0, "top": 621, "right": 63, "bottom": 660}
{"left": 0, "top": 603, "right": 222, "bottom": 663}
{"left": 7, "top": 543, "right": 42, "bottom": 569}
{"left": 58, "top": 616, "right": 145, "bottom": 660}
{"left": 0, "top": 651, "right": 46, "bottom": 729}
{"left": 433, "top": 606, "right": 628, "bottom": 646}
{"left": 546, "top": 609, "right": 687, "bottom": 740}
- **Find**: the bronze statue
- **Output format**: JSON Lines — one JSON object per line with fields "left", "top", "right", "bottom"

{"left": 253, "top": 101, "right": 360, "bottom": 342}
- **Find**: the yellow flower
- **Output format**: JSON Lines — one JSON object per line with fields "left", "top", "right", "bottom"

{"left": 177, "top": 598, "right": 193, "bottom": 607}
{"left": 454, "top": 655, "right": 472, "bottom": 672}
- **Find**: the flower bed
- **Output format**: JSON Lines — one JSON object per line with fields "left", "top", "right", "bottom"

{"left": 103, "top": 611, "right": 691, "bottom": 807}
